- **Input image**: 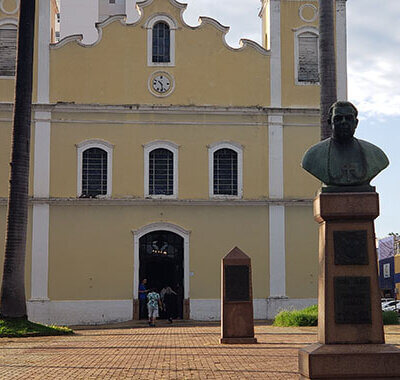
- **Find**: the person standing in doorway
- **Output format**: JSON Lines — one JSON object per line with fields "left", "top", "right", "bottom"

{"left": 161, "top": 286, "right": 177, "bottom": 323}
{"left": 147, "top": 288, "right": 162, "bottom": 327}
{"left": 139, "top": 278, "right": 149, "bottom": 319}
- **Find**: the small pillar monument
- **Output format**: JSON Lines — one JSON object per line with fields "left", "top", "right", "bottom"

{"left": 220, "top": 247, "right": 257, "bottom": 344}
{"left": 298, "top": 101, "right": 400, "bottom": 379}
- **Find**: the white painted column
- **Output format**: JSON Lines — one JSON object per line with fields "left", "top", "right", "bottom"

{"left": 269, "top": 0, "right": 282, "bottom": 108}
{"left": 336, "top": 0, "right": 348, "bottom": 100}
{"left": 268, "top": 115, "right": 286, "bottom": 297}
{"left": 30, "top": 1, "right": 51, "bottom": 302}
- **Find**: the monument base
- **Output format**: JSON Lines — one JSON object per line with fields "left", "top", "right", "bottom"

{"left": 299, "top": 343, "right": 400, "bottom": 379}
{"left": 220, "top": 337, "right": 257, "bottom": 344}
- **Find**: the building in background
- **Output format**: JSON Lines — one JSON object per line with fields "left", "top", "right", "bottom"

{"left": 0, "top": 0, "right": 348, "bottom": 325}
{"left": 378, "top": 235, "right": 400, "bottom": 299}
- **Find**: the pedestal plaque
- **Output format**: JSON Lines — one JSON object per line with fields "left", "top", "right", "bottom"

{"left": 220, "top": 247, "right": 257, "bottom": 344}
{"left": 298, "top": 192, "right": 400, "bottom": 379}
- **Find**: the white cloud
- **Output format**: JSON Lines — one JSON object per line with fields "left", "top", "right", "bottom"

{"left": 347, "top": 0, "right": 400, "bottom": 117}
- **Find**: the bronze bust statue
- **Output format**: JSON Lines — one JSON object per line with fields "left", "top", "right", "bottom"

{"left": 302, "top": 101, "right": 389, "bottom": 192}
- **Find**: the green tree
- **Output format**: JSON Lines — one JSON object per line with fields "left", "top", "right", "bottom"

{"left": 319, "top": 0, "right": 337, "bottom": 140}
{"left": 0, "top": 0, "right": 36, "bottom": 318}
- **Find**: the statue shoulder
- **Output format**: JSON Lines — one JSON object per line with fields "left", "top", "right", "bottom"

{"left": 302, "top": 139, "right": 330, "bottom": 169}
{"left": 358, "top": 139, "right": 390, "bottom": 168}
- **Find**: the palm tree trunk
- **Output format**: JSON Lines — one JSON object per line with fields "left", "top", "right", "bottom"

{"left": 319, "top": 0, "right": 337, "bottom": 140}
{"left": 0, "top": 0, "right": 36, "bottom": 319}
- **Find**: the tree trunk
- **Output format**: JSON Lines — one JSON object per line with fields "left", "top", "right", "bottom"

{"left": 0, "top": 0, "right": 36, "bottom": 319}
{"left": 319, "top": 0, "right": 337, "bottom": 140}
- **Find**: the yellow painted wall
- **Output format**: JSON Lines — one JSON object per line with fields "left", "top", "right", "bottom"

{"left": 49, "top": 111, "right": 269, "bottom": 199}
{"left": 0, "top": 113, "right": 35, "bottom": 198}
{"left": 285, "top": 205, "right": 318, "bottom": 298}
{"left": 48, "top": 204, "right": 269, "bottom": 300}
{"left": 0, "top": 204, "right": 33, "bottom": 299}
{"left": 283, "top": 115, "right": 320, "bottom": 198}
{"left": 49, "top": 1, "right": 270, "bottom": 107}
{"left": 280, "top": 0, "right": 320, "bottom": 107}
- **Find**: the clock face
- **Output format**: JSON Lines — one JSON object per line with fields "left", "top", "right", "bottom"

{"left": 152, "top": 74, "right": 171, "bottom": 93}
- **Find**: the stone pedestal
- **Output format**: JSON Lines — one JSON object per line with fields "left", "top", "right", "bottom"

{"left": 220, "top": 247, "right": 257, "bottom": 344}
{"left": 298, "top": 192, "right": 400, "bottom": 379}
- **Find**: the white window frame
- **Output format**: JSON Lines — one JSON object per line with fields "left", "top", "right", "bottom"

{"left": 144, "top": 140, "right": 179, "bottom": 199}
{"left": 0, "top": 19, "right": 18, "bottom": 79}
{"left": 293, "top": 26, "right": 319, "bottom": 86}
{"left": 208, "top": 141, "right": 243, "bottom": 199}
{"left": 76, "top": 139, "right": 114, "bottom": 198}
{"left": 144, "top": 14, "right": 177, "bottom": 67}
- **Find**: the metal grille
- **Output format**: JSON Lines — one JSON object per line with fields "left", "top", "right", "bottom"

{"left": 149, "top": 148, "right": 173, "bottom": 195}
{"left": 213, "top": 149, "right": 238, "bottom": 196}
{"left": 152, "top": 22, "right": 170, "bottom": 63}
{"left": 298, "top": 33, "right": 319, "bottom": 83}
{"left": 82, "top": 148, "right": 107, "bottom": 197}
{"left": 0, "top": 27, "right": 17, "bottom": 77}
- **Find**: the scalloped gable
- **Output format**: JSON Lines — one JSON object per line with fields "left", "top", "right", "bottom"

{"left": 50, "top": 0, "right": 268, "bottom": 56}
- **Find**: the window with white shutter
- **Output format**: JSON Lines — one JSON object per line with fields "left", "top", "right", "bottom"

{"left": 0, "top": 26, "right": 17, "bottom": 77}
{"left": 298, "top": 32, "right": 319, "bottom": 83}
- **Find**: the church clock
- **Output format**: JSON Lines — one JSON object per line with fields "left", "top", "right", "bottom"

{"left": 149, "top": 71, "right": 175, "bottom": 97}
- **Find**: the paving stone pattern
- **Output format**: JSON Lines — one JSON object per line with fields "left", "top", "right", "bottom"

{"left": 0, "top": 324, "right": 399, "bottom": 379}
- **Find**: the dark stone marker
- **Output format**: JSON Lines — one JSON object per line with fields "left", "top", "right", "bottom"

{"left": 220, "top": 247, "right": 257, "bottom": 344}
{"left": 334, "top": 276, "right": 371, "bottom": 324}
{"left": 334, "top": 230, "right": 369, "bottom": 265}
{"left": 225, "top": 265, "right": 250, "bottom": 302}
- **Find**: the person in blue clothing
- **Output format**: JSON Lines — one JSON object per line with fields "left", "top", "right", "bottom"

{"left": 139, "top": 278, "right": 149, "bottom": 319}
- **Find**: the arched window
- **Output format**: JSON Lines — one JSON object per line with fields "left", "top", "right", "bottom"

{"left": 144, "top": 141, "right": 178, "bottom": 198}
{"left": 294, "top": 27, "right": 319, "bottom": 85}
{"left": 152, "top": 22, "right": 170, "bottom": 63}
{"left": 82, "top": 148, "right": 108, "bottom": 197}
{"left": 149, "top": 148, "right": 173, "bottom": 195}
{"left": 77, "top": 140, "right": 113, "bottom": 198}
{"left": 214, "top": 149, "right": 238, "bottom": 196}
{"left": 0, "top": 23, "right": 17, "bottom": 77}
{"left": 209, "top": 142, "right": 243, "bottom": 198}
{"left": 145, "top": 15, "right": 176, "bottom": 67}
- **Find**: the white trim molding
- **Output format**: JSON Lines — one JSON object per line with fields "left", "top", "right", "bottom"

{"left": 269, "top": 0, "right": 282, "bottom": 107}
{"left": 208, "top": 141, "right": 243, "bottom": 199}
{"left": 298, "top": 3, "right": 318, "bottom": 23}
{"left": 30, "top": 204, "right": 50, "bottom": 301}
{"left": 0, "top": 20, "right": 17, "bottom": 79}
{"left": 144, "top": 140, "right": 179, "bottom": 199}
{"left": 266, "top": 297, "right": 317, "bottom": 319}
{"left": 76, "top": 139, "right": 114, "bottom": 198}
{"left": 37, "top": 0, "right": 50, "bottom": 103}
{"left": 268, "top": 114, "right": 286, "bottom": 298}
{"left": 293, "top": 26, "right": 319, "bottom": 86}
{"left": 27, "top": 299, "right": 133, "bottom": 326}
{"left": 336, "top": 0, "right": 348, "bottom": 100}
{"left": 269, "top": 205, "right": 286, "bottom": 297}
{"left": 0, "top": 0, "right": 20, "bottom": 15}
{"left": 144, "top": 14, "right": 177, "bottom": 67}
{"left": 132, "top": 222, "right": 190, "bottom": 302}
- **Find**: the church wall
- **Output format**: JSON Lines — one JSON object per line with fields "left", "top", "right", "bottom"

{"left": 0, "top": 110, "right": 35, "bottom": 198}
{"left": 283, "top": 115, "right": 320, "bottom": 199}
{"left": 47, "top": 204, "right": 269, "bottom": 301}
{"left": 49, "top": 17, "right": 270, "bottom": 107}
{"left": 0, "top": 204, "right": 33, "bottom": 300}
{"left": 285, "top": 205, "right": 318, "bottom": 299}
{"left": 48, "top": 111, "right": 270, "bottom": 199}
{"left": 280, "top": 0, "right": 319, "bottom": 108}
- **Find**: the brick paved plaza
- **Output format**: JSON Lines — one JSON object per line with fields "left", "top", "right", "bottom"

{"left": 0, "top": 322, "right": 399, "bottom": 379}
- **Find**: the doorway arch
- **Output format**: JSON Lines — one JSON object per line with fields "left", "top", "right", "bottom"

{"left": 132, "top": 222, "right": 190, "bottom": 319}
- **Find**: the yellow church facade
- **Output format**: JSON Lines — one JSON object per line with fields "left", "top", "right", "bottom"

{"left": 0, "top": 0, "right": 348, "bottom": 324}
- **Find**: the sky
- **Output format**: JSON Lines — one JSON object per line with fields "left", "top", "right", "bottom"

{"left": 61, "top": 0, "right": 399, "bottom": 237}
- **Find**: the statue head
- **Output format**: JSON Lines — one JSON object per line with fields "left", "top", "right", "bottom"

{"left": 328, "top": 101, "right": 359, "bottom": 143}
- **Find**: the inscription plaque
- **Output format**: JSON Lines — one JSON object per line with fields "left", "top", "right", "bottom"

{"left": 225, "top": 265, "right": 250, "bottom": 302}
{"left": 334, "top": 276, "right": 371, "bottom": 324}
{"left": 334, "top": 230, "right": 369, "bottom": 265}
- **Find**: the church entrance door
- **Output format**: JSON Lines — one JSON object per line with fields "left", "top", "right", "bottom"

{"left": 139, "top": 231, "right": 184, "bottom": 319}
